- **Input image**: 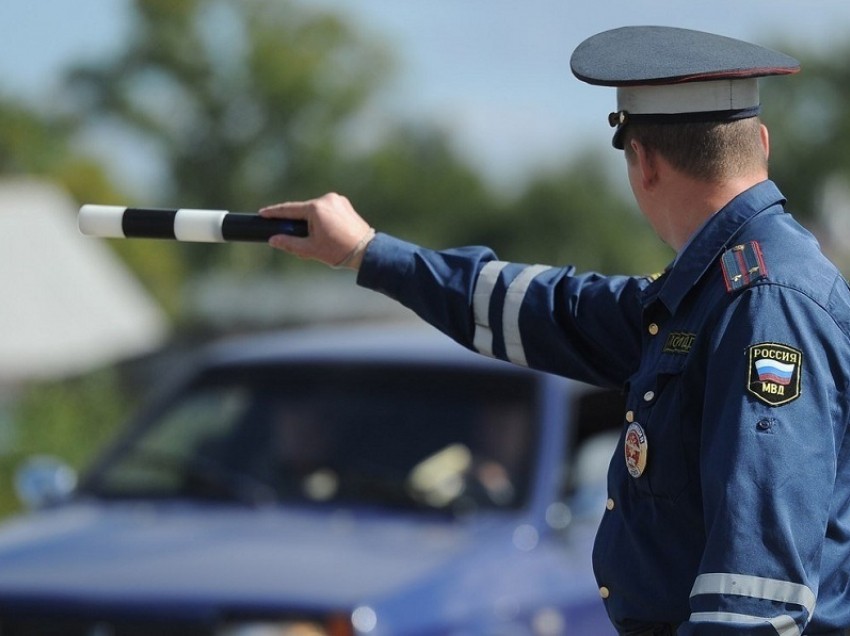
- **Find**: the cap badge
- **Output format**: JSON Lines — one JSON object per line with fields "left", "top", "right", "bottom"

{"left": 747, "top": 343, "right": 803, "bottom": 406}
{"left": 608, "top": 110, "right": 629, "bottom": 127}
{"left": 624, "top": 422, "right": 648, "bottom": 478}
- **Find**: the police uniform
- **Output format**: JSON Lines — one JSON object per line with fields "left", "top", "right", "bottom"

{"left": 356, "top": 27, "right": 850, "bottom": 635}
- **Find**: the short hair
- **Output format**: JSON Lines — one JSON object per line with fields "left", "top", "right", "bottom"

{"left": 622, "top": 117, "right": 767, "bottom": 182}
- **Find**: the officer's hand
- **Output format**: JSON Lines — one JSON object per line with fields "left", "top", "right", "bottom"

{"left": 260, "top": 193, "right": 374, "bottom": 270}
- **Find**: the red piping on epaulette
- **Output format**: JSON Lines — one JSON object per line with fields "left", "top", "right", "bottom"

{"left": 720, "top": 241, "right": 768, "bottom": 293}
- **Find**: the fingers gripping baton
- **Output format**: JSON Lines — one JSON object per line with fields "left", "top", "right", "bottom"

{"left": 78, "top": 205, "right": 308, "bottom": 242}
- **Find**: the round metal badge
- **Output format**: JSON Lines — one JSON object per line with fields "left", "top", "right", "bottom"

{"left": 624, "top": 422, "right": 648, "bottom": 478}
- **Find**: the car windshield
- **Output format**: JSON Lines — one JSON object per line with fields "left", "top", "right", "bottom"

{"left": 83, "top": 362, "right": 539, "bottom": 513}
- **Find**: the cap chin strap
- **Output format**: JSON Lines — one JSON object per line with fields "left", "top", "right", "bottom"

{"left": 609, "top": 105, "right": 761, "bottom": 149}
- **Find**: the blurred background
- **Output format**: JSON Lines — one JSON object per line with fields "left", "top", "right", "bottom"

{"left": 2, "top": 0, "right": 850, "bottom": 519}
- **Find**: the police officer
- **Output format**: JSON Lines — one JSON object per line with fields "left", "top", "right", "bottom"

{"left": 262, "top": 26, "right": 850, "bottom": 635}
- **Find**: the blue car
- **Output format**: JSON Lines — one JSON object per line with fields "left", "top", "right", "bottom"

{"left": 0, "top": 326, "right": 620, "bottom": 635}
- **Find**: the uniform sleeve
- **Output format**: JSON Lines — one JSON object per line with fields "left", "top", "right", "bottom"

{"left": 678, "top": 282, "right": 848, "bottom": 634}
{"left": 357, "top": 232, "right": 646, "bottom": 388}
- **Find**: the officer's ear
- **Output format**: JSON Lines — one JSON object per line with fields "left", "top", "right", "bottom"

{"left": 629, "top": 138, "right": 660, "bottom": 190}
{"left": 760, "top": 123, "right": 770, "bottom": 162}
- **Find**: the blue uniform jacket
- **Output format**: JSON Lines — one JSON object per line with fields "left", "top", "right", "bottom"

{"left": 357, "top": 180, "right": 850, "bottom": 634}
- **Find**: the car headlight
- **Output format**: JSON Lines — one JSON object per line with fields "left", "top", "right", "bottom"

{"left": 215, "top": 614, "right": 363, "bottom": 636}
{"left": 217, "top": 623, "right": 322, "bottom": 636}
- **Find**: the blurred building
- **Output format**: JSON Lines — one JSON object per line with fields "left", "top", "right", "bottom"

{"left": 0, "top": 178, "right": 169, "bottom": 386}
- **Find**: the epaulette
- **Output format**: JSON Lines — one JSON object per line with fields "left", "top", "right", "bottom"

{"left": 720, "top": 241, "right": 768, "bottom": 292}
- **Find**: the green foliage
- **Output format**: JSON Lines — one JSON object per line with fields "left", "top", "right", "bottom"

{"left": 56, "top": 0, "right": 670, "bottom": 296}
{"left": 488, "top": 152, "right": 672, "bottom": 273}
{"left": 335, "top": 125, "right": 500, "bottom": 250}
{"left": 0, "top": 370, "right": 135, "bottom": 518}
{"left": 0, "top": 98, "right": 69, "bottom": 174}
{"left": 334, "top": 131, "right": 670, "bottom": 274}
{"left": 0, "top": 95, "right": 122, "bottom": 206}
{"left": 760, "top": 40, "right": 850, "bottom": 221}
{"left": 65, "top": 0, "right": 392, "bottom": 277}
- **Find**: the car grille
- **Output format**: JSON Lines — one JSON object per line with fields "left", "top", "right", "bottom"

{"left": 0, "top": 617, "right": 212, "bottom": 636}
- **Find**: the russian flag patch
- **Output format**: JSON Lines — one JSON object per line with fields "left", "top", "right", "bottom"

{"left": 747, "top": 343, "right": 803, "bottom": 406}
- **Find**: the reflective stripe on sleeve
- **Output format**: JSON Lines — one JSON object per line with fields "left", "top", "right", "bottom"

{"left": 690, "top": 573, "right": 815, "bottom": 615}
{"left": 689, "top": 612, "right": 800, "bottom": 636}
{"left": 503, "top": 265, "right": 552, "bottom": 366}
{"left": 472, "top": 261, "right": 509, "bottom": 358}
{"left": 689, "top": 573, "right": 815, "bottom": 635}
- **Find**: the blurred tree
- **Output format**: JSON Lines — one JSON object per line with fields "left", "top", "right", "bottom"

{"left": 760, "top": 44, "right": 843, "bottom": 222}
{"left": 0, "top": 370, "right": 135, "bottom": 518}
{"left": 63, "top": 0, "right": 664, "bottom": 284}
{"left": 0, "top": 94, "right": 121, "bottom": 206}
{"left": 335, "top": 125, "right": 501, "bottom": 251}
{"left": 489, "top": 151, "right": 672, "bottom": 273}
{"left": 65, "top": 0, "right": 393, "bottom": 276}
{"left": 0, "top": 92, "right": 185, "bottom": 315}
{"left": 0, "top": 97, "right": 69, "bottom": 174}
{"left": 337, "top": 131, "right": 670, "bottom": 274}
{"left": 759, "top": 41, "right": 850, "bottom": 271}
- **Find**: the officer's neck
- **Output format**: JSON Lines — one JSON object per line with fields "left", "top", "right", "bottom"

{"left": 628, "top": 138, "right": 769, "bottom": 252}
{"left": 646, "top": 166, "right": 768, "bottom": 253}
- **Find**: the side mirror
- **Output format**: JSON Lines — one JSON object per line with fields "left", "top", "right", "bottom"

{"left": 14, "top": 455, "right": 77, "bottom": 509}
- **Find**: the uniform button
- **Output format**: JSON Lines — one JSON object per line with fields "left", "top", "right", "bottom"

{"left": 606, "top": 498, "right": 615, "bottom": 511}
{"left": 643, "top": 391, "right": 655, "bottom": 402}
{"left": 625, "top": 410, "right": 634, "bottom": 422}
{"left": 599, "top": 586, "right": 610, "bottom": 599}
{"left": 648, "top": 323, "right": 659, "bottom": 335}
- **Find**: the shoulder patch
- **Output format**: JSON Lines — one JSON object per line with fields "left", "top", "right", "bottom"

{"left": 721, "top": 241, "right": 768, "bottom": 292}
{"left": 747, "top": 343, "right": 802, "bottom": 406}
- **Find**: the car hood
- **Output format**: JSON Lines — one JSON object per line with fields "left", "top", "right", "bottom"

{"left": 0, "top": 500, "right": 515, "bottom": 616}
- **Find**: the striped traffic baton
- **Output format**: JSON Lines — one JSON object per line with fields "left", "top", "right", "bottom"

{"left": 78, "top": 205, "right": 308, "bottom": 242}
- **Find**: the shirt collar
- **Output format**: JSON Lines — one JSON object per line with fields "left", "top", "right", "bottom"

{"left": 641, "top": 179, "right": 786, "bottom": 313}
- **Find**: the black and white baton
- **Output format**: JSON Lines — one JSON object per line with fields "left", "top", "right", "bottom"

{"left": 78, "top": 205, "right": 308, "bottom": 242}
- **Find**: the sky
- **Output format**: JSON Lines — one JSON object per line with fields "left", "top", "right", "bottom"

{"left": 2, "top": 0, "right": 850, "bottom": 192}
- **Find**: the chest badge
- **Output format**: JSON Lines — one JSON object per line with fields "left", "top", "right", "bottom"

{"left": 663, "top": 332, "right": 696, "bottom": 355}
{"left": 624, "top": 422, "right": 648, "bottom": 478}
{"left": 747, "top": 342, "right": 803, "bottom": 406}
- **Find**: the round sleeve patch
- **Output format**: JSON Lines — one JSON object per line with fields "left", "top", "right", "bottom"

{"left": 747, "top": 343, "right": 803, "bottom": 406}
